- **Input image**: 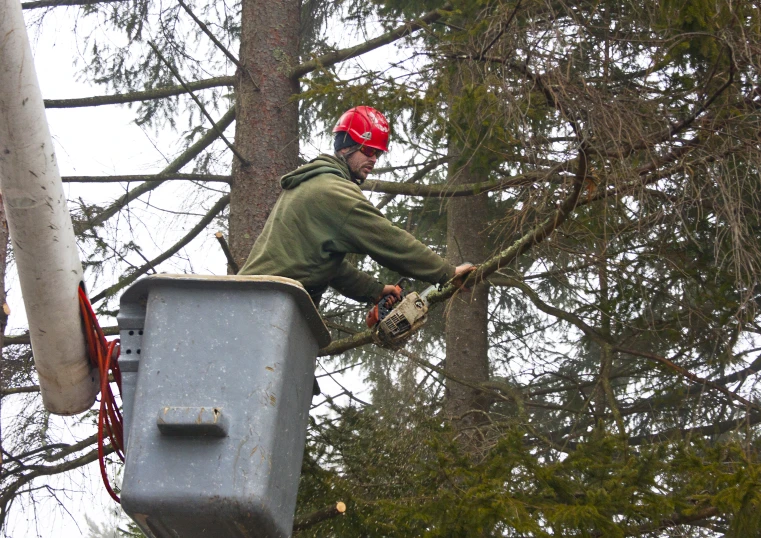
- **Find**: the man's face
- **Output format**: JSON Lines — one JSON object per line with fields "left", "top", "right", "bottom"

{"left": 345, "top": 148, "right": 378, "bottom": 181}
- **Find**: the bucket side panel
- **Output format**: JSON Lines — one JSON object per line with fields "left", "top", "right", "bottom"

{"left": 121, "top": 286, "right": 317, "bottom": 537}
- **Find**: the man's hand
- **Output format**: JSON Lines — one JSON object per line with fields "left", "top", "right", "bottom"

{"left": 452, "top": 263, "right": 477, "bottom": 289}
{"left": 378, "top": 284, "right": 402, "bottom": 306}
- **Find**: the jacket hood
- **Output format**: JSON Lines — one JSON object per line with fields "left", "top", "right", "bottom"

{"left": 280, "top": 154, "right": 351, "bottom": 190}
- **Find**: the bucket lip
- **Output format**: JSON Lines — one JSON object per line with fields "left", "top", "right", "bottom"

{"left": 119, "top": 274, "right": 331, "bottom": 347}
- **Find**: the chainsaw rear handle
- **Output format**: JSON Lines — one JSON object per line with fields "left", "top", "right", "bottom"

{"left": 366, "top": 278, "right": 409, "bottom": 328}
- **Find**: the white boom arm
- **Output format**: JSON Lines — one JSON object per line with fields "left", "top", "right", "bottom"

{"left": 0, "top": 0, "right": 98, "bottom": 414}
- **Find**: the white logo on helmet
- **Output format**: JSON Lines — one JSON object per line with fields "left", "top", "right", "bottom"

{"left": 366, "top": 110, "right": 390, "bottom": 133}
{"left": 360, "top": 131, "right": 372, "bottom": 140}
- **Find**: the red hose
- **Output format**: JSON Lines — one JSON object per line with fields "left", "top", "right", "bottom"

{"left": 78, "top": 286, "right": 123, "bottom": 503}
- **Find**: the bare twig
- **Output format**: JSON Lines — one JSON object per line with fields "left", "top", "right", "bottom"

{"left": 176, "top": 0, "right": 259, "bottom": 90}
{"left": 85, "top": 107, "right": 235, "bottom": 229}
{"left": 148, "top": 42, "right": 249, "bottom": 166}
{"left": 214, "top": 232, "right": 239, "bottom": 273}
{"left": 91, "top": 194, "right": 231, "bottom": 303}
{"left": 290, "top": 4, "right": 452, "bottom": 79}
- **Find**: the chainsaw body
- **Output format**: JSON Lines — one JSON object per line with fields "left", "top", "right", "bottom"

{"left": 366, "top": 278, "right": 433, "bottom": 346}
{"left": 375, "top": 291, "right": 429, "bottom": 345}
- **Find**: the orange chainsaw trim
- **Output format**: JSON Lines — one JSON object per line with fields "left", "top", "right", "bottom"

{"left": 366, "top": 284, "right": 403, "bottom": 328}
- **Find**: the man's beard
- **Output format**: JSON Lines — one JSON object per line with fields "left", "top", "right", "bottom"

{"left": 336, "top": 148, "right": 365, "bottom": 185}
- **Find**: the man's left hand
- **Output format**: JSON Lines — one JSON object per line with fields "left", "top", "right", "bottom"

{"left": 452, "top": 264, "right": 477, "bottom": 290}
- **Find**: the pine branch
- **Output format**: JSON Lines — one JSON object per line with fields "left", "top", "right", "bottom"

{"left": 627, "top": 412, "right": 761, "bottom": 447}
{"left": 62, "top": 170, "right": 561, "bottom": 197}
{"left": 22, "top": 0, "right": 123, "bottom": 9}
{"left": 62, "top": 173, "right": 231, "bottom": 183}
{"left": 457, "top": 55, "right": 580, "bottom": 134}
{"left": 498, "top": 275, "right": 761, "bottom": 413}
{"left": 626, "top": 507, "right": 719, "bottom": 535}
{"left": 319, "top": 150, "right": 587, "bottom": 357}
{"left": 602, "top": 45, "right": 735, "bottom": 159}
{"left": 85, "top": 107, "right": 235, "bottom": 229}
{"left": 615, "top": 354, "right": 761, "bottom": 415}
{"left": 457, "top": 151, "right": 587, "bottom": 287}
{"left": 290, "top": 4, "right": 452, "bottom": 79}
{"left": 43, "top": 76, "right": 234, "bottom": 109}
{"left": 477, "top": 0, "right": 523, "bottom": 59}
{"left": 373, "top": 157, "right": 448, "bottom": 210}
{"left": 372, "top": 157, "right": 448, "bottom": 175}
{"left": 363, "top": 169, "right": 565, "bottom": 199}
{"left": 318, "top": 330, "right": 374, "bottom": 357}
{"left": 473, "top": 46, "right": 734, "bottom": 158}
{"left": 615, "top": 346, "right": 760, "bottom": 412}
{"left": 398, "top": 348, "right": 515, "bottom": 405}
{"left": 91, "top": 194, "right": 231, "bottom": 303}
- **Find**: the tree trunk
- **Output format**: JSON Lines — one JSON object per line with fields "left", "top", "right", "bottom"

{"left": 0, "top": 195, "right": 8, "bottom": 468}
{"left": 443, "top": 67, "right": 491, "bottom": 443}
{"left": 229, "top": 0, "right": 301, "bottom": 268}
{"left": 444, "top": 161, "right": 491, "bottom": 440}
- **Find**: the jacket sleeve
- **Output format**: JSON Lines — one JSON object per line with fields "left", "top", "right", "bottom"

{"left": 329, "top": 259, "right": 386, "bottom": 304}
{"left": 337, "top": 199, "right": 456, "bottom": 285}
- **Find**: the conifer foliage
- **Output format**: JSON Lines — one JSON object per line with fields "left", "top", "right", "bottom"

{"left": 1, "top": 0, "right": 761, "bottom": 535}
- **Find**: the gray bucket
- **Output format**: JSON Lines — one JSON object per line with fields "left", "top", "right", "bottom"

{"left": 117, "top": 275, "right": 330, "bottom": 538}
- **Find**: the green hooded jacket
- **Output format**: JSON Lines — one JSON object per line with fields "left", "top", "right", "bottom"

{"left": 238, "top": 154, "right": 455, "bottom": 303}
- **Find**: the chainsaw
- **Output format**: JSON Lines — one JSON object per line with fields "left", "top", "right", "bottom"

{"left": 366, "top": 278, "right": 435, "bottom": 345}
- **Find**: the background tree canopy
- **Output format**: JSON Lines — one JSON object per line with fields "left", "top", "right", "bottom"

{"left": 2, "top": 0, "right": 761, "bottom": 536}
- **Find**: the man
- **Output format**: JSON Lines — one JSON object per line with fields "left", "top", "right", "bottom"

{"left": 238, "top": 106, "right": 474, "bottom": 307}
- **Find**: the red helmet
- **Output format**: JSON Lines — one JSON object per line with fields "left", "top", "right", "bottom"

{"left": 333, "top": 106, "right": 390, "bottom": 152}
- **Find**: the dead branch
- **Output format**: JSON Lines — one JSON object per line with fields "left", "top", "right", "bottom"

{"left": 149, "top": 42, "right": 249, "bottom": 166}
{"left": 292, "top": 501, "right": 346, "bottom": 533}
{"left": 215, "top": 232, "right": 239, "bottom": 273}
{"left": 21, "top": 0, "right": 123, "bottom": 8}
{"left": 319, "top": 150, "right": 587, "bottom": 357}
{"left": 91, "top": 194, "right": 231, "bottom": 302}
{"left": 85, "top": 107, "right": 234, "bottom": 229}
{"left": 62, "top": 173, "right": 231, "bottom": 183}
{"left": 364, "top": 168, "right": 565, "bottom": 199}
{"left": 43, "top": 76, "right": 234, "bottom": 109}
{"left": 291, "top": 4, "right": 452, "bottom": 79}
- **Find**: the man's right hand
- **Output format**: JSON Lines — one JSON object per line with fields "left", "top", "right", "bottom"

{"left": 378, "top": 284, "right": 402, "bottom": 306}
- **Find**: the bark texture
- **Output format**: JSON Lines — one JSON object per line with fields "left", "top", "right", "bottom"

{"left": 444, "top": 162, "right": 491, "bottom": 438}
{"left": 0, "top": 195, "right": 8, "bottom": 468}
{"left": 446, "top": 167, "right": 489, "bottom": 437}
{"left": 229, "top": 0, "right": 300, "bottom": 269}
{"left": 443, "top": 63, "right": 491, "bottom": 443}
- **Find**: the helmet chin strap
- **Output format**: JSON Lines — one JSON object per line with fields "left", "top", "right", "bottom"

{"left": 335, "top": 147, "right": 365, "bottom": 185}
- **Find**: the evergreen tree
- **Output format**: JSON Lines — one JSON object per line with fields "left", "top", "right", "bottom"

{"left": 1, "top": 0, "right": 761, "bottom": 535}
